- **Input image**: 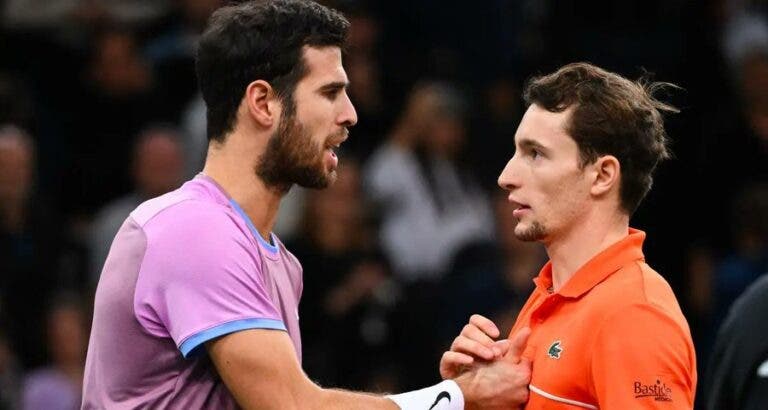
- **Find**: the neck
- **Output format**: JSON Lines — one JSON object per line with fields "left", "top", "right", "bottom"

{"left": 544, "top": 210, "right": 629, "bottom": 291}
{"left": 202, "top": 131, "right": 285, "bottom": 240}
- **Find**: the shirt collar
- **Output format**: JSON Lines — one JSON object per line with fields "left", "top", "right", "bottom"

{"left": 533, "top": 228, "right": 646, "bottom": 298}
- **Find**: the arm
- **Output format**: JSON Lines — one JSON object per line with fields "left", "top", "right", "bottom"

{"left": 207, "top": 328, "right": 397, "bottom": 410}
{"left": 208, "top": 327, "right": 534, "bottom": 410}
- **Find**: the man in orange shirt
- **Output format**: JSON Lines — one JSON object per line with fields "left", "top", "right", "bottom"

{"left": 440, "top": 63, "right": 697, "bottom": 409}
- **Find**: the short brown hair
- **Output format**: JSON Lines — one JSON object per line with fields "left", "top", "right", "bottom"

{"left": 523, "top": 62, "right": 677, "bottom": 215}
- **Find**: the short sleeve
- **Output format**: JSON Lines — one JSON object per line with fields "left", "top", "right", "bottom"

{"left": 590, "top": 304, "right": 697, "bottom": 409}
{"left": 134, "top": 202, "right": 285, "bottom": 358}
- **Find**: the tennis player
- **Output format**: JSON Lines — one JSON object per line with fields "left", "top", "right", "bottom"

{"left": 440, "top": 63, "right": 697, "bottom": 409}
{"left": 81, "top": 1, "right": 531, "bottom": 408}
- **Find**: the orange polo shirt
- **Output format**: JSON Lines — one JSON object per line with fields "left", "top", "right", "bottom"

{"left": 509, "top": 229, "right": 696, "bottom": 409}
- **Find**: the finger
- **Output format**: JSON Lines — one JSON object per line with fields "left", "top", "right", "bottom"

{"left": 460, "top": 323, "right": 498, "bottom": 349}
{"left": 492, "top": 339, "right": 510, "bottom": 357}
{"left": 504, "top": 327, "right": 531, "bottom": 363}
{"left": 451, "top": 336, "right": 495, "bottom": 360}
{"left": 442, "top": 351, "right": 475, "bottom": 367}
{"left": 469, "top": 314, "right": 500, "bottom": 339}
{"left": 440, "top": 351, "right": 474, "bottom": 379}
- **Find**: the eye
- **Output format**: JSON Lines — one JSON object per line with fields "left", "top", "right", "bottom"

{"left": 322, "top": 87, "right": 343, "bottom": 101}
{"left": 530, "top": 148, "right": 541, "bottom": 159}
{"left": 323, "top": 90, "right": 338, "bottom": 99}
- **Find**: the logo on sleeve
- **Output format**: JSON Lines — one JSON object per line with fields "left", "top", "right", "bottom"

{"left": 634, "top": 379, "right": 672, "bottom": 402}
{"left": 547, "top": 340, "right": 563, "bottom": 359}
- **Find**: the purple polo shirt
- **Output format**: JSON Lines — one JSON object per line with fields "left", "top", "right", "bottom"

{"left": 82, "top": 175, "right": 303, "bottom": 409}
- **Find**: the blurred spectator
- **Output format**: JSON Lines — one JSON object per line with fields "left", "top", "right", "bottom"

{"left": 705, "top": 272, "right": 768, "bottom": 410}
{"left": 89, "top": 126, "right": 185, "bottom": 285}
{"left": 21, "top": 294, "right": 87, "bottom": 410}
{"left": 364, "top": 81, "right": 494, "bottom": 388}
{"left": 2, "top": 0, "right": 171, "bottom": 31}
{"left": 288, "top": 160, "right": 397, "bottom": 391}
{"left": 364, "top": 81, "right": 495, "bottom": 282}
{"left": 146, "top": 0, "right": 224, "bottom": 123}
{"left": 64, "top": 27, "right": 168, "bottom": 216}
{"left": 0, "top": 126, "right": 84, "bottom": 369}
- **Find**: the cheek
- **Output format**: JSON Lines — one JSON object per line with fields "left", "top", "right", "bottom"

{"left": 550, "top": 175, "right": 588, "bottom": 219}
{"left": 534, "top": 171, "right": 584, "bottom": 218}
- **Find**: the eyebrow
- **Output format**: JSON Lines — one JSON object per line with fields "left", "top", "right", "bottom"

{"left": 317, "top": 81, "right": 349, "bottom": 93}
{"left": 516, "top": 137, "right": 549, "bottom": 153}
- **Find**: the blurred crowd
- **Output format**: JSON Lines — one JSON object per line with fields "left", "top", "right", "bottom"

{"left": 0, "top": 0, "right": 766, "bottom": 409}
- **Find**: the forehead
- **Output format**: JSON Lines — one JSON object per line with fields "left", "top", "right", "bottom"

{"left": 514, "top": 104, "right": 574, "bottom": 147}
{"left": 298, "top": 46, "right": 347, "bottom": 87}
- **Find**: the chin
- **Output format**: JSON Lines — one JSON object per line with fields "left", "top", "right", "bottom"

{"left": 514, "top": 221, "right": 547, "bottom": 242}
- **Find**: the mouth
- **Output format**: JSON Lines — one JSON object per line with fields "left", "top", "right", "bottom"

{"left": 325, "top": 133, "right": 348, "bottom": 158}
{"left": 509, "top": 197, "right": 531, "bottom": 217}
{"left": 326, "top": 133, "right": 348, "bottom": 151}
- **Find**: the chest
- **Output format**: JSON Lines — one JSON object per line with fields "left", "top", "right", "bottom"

{"left": 517, "top": 296, "right": 602, "bottom": 408}
{"left": 260, "top": 255, "right": 303, "bottom": 360}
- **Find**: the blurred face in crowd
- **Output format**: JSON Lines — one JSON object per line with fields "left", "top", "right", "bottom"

{"left": 424, "top": 115, "right": 465, "bottom": 158}
{"left": 256, "top": 46, "right": 357, "bottom": 190}
{"left": 133, "top": 130, "right": 185, "bottom": 198}
{"left": 0, "top": 129, "right": 34, "bottom": 204}
{"left": 497, "top": 104, "right": 592, "bottom": 243}
{"left": 91, "top": 30, "right": 151, "bottom": 96}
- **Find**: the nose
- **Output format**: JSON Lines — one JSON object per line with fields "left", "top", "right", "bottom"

{"left": 338, "top": 92, "right": 358, "bottom": 128}
{"left": 497, "top": 157, "right": 520, "bottom": 191}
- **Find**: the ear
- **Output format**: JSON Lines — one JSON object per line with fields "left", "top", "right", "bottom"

{"left": 590, "top": 155, "right": 620, "bottom": 198}
{"left": 244, "top": 80, "right": 279, "bottom": 128}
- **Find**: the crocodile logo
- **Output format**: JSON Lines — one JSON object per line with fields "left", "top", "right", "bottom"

{"left": 547, "top": 340, "right": 563, "bottom": 359}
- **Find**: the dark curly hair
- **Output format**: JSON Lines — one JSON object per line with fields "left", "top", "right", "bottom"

{"left": 196, "top": 0, "right": 349, "bottom": 142}
{"left": 524, "top": 62, "right": 678, "bottom": 215}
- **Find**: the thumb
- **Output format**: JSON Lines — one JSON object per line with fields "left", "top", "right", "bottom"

{"left": 504, "top": 327, "right": 531, "bottom": 363}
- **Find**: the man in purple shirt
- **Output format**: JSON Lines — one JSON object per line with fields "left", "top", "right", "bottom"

{"left": 82, "top": 1, "right": 532, "bottom": 409}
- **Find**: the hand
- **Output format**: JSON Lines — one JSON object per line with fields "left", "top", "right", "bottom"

{"left": 453, "top": 332, "right": 532, "bottom": 410}
{"left": 441, "top": 315, "right": 521, "bottom": 379}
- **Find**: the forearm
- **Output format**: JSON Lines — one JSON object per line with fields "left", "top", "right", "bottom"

{"left": 315, "top": 388, "right": 399, "bottom": 410}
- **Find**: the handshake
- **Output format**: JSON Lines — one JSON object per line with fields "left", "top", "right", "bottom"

{"left": 439, "top": 315, "right": 533, "bottom": 410}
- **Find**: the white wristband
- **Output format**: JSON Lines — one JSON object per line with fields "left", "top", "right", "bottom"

{"left": 386, "top": 379, "right": 464, "bottom": 410}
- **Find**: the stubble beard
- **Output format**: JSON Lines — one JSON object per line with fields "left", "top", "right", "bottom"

{"left": 514, "top": 220, "right": 547, "bottom": 242}
{"left": 255, "top": 104, "right": 334, "bottom": 193}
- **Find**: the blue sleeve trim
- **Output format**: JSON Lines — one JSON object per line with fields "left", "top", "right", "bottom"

{"left": 179, "top": 318, "right": 286, "bottom": 358}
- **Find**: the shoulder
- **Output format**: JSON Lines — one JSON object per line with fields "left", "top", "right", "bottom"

{"left": 133, "top": 192, "right": 247, "bottom": 246}
{"left": 592, "top": 262, "right": 683, "bottom": 314}
{"left": 131, "top": 190, "right": 259, "bottom": 281}
{"left": 586, "top": 262, "right": 691, "bottom": 340}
